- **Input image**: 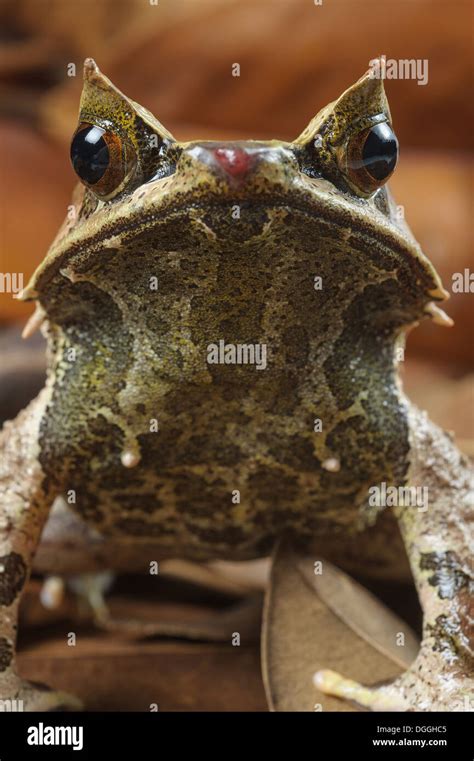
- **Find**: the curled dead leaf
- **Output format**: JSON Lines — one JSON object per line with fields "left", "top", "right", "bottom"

{"left": 262, "top": 540, "right": 419, "bottom": 712}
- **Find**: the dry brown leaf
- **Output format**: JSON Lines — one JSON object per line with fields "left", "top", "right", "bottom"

{"left": 262, "top": 540, "right": 419, "bottom": 712}
{"left": 297, "top": 558, "right": 419, "bottom": 671}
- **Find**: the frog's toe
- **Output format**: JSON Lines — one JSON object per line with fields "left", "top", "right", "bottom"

{"left": 25, "top": 685, "right": 84, "bottom": 712}
{"left": 313, "top": 669, "right": 408, "bottom": 711}
{"left": 314, "top": 665, "right": 474, "bottom": 712}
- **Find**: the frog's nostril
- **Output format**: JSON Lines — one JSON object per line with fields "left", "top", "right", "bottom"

{"left": 212, "top": 147, "right": 253, "bottom": 179}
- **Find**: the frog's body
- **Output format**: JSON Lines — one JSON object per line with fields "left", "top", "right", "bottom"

{"left": 27, "top": 62, "right": 440, "bottom": 559}
{"left": 0, "top": 60, "right": 472, "bottom": 711}
{"left": 36, "top": 179, "right": 424, "bottom": 560}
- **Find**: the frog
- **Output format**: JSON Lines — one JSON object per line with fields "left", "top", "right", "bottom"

{"left": 0, "top": 58, "right": 472, "bottom": 712}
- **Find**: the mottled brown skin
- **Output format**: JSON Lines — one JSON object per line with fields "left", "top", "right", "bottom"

{"left": 0, "top": 59, "right": 472, "bottom": 711}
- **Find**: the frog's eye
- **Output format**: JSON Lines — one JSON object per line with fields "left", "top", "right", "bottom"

{"left": 342, "top": 122, "right": 398, "bottom": 195}
{"left": 70, "top": 123, "right": 136, "bottom": 198}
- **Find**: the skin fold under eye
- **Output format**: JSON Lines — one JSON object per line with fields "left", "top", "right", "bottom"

{"left": 70, "top": 123, "right": 137, "bottom": 199}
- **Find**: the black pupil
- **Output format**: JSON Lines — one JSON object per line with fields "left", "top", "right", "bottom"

{"left": 362, "top": 123, "right": 398, "bottom": 181}
{"left": 70, "top": 126, "right": 109, "bottom": 184}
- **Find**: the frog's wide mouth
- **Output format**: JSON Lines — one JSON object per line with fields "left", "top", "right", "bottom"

{"left": 24, "top": 188, "right": 445, "bottom": 305}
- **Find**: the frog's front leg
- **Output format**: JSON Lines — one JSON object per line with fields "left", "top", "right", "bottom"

{"left": 316, "top": 405, "right": 474, "bottom": 711}
{"left": 0, "top": 390, "right": 81, "bottom": 710}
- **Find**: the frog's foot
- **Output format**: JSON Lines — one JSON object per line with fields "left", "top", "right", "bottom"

{"left": 314, "top": 669, "right": 409, "bottom": 711}
{"left": 1, "top": 678, "right": 83, "bottom": 711}
{"left": 314, "top": 657, "right": 474, "bottom": 712}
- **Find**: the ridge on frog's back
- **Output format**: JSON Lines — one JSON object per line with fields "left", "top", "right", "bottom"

{"left": 21, "top": 59, "right": 447, "bottom": 560}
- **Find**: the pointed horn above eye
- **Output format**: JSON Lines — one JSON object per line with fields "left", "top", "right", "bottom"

{"left": 336, "top": 63, "right": 389, "bottom": 114}
{"left": 83, "top": 57, "right": 100, "bottom": 77}
{"left": 82, "top": 57, "right": 108, "bottom": 89}
{"left": 78, "top": 58, "right": 175, "bottom": 143}
{"left": 82, "top": 57, "right": 117, "bottom": 93}
{"left": 293, "top": 63, "right": 391, "bottom": 146}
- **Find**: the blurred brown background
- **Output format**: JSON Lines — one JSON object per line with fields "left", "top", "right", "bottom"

{"left": 0, "top": 0, "right": 472, "bottom": 710}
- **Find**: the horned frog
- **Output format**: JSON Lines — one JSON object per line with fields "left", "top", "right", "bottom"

{"left": 0, "top": 59, "right": 472, "bottom": 711}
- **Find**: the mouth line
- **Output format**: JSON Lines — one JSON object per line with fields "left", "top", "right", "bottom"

{"left": 30, "top": 195, "right": 441, "bottom": 303}
{"left": 71, "top": 194, "right": 405, "bottom": 259}
{"left": 82, "top": 196, "right": 434, "bottom": 285}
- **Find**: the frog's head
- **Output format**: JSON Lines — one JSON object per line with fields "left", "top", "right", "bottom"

{"left": 22, "top": 59, "right": 448, "bottom": 345}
